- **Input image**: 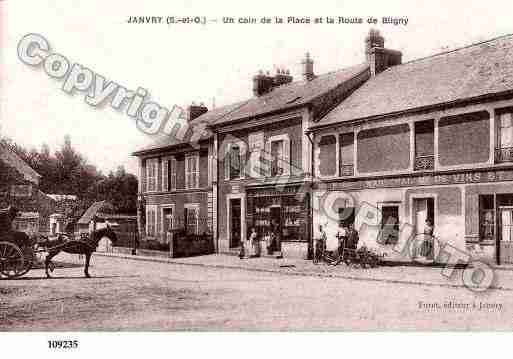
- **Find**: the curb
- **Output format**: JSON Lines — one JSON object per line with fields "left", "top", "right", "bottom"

{"left": 94, "top": 252, "right": 513, "bottom": 292}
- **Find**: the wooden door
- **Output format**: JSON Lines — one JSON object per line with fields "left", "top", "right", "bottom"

{"left": 230, "top": 199, "right": 241, "bottom": 248}
{"left": 499, "top": 207, "right": 513, "bottom": 264}
{"left": 414, "top": 199, "right": 428, "bottom": 235}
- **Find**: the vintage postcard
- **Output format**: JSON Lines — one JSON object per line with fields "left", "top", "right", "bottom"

{"left": 1, "top": 0, "right": 513, "bottom": 355}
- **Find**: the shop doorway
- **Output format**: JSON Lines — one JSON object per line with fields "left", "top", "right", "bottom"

{"left": 498, "top": 206, "right": 513, "bottom": 264}
{"left": 230, "top": 198, "right": 242, "bottom": 248}
{"left": 269, "top": 206, "right": 282, "bottom": 252}
{"left": 162, "top": 207, "right": 174, "bottom": 233}
{"left": 413, "top": 197, "right": 435, "bottom": 235}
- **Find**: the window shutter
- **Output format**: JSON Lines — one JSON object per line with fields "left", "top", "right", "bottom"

{"left": 141, "top": 160, "right": 147, "bottom": 193}
{"left": 239, "top": 149, "right": 245, "bottom": 178}
{"left": 195, "top": 155, "right": 199, "bottom": 188}
{"left": 195, "top": 207, "right": 200, "bottom": 234}
{"left": 225, "top": 146, "right": 230, "bottom": 180}
{"left": 171, "top": 157, "right": 177, "bottom": 190}
{"left": 162, "top": 160, "right": 169, "bottom": 192}
{"left": 185, "top": 157, "right": 190, "bottom": 189}
{"left": 156, "top": 206, "right": 161, "bottom": 234}
{"left": 145, "top": 207, "right": 149, "bottom": 235}
{"left": 283, "top": 138, "right": 291, "bottom": 176}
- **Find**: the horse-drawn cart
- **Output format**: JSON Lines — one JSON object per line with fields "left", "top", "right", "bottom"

{"left": 0, "top": 206, "right": 118, "bottom": 279}
{"left": 0, "top": 206, "right": 35, "bottom": 278}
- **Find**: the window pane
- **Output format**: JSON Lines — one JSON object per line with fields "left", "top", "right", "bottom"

{"left": 501, "top": 126, "right": 513, "bottom": 147}
{"left": 230, "top": 146, "right": 241, "bottom": 178}
{"left": 500, "top": 112, "right": 512, "bottom": 128}
{"left": 340, "top": 133, "right": 354, "bottom": 165}
{"left": 271, "top": 140, "right": 284, "bottom": 176}
{"left": 415, "top": 120, "right": 434, "bottom": 157}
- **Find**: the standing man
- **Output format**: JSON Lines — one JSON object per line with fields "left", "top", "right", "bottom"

{"left": 346, "top": 223, "right": 359, "bottom": 250}
{"left": 337, "top": 222, "right": 348, "bottom": 254}
{"left": 315, "top": 224, "right": 327, "bottom": 263}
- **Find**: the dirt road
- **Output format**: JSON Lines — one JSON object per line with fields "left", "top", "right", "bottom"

{"left": 1, "top": 254, "right": 511, "bottom": 330}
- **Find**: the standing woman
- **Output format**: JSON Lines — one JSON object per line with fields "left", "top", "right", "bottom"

{"left": 250, "top": 227, "right": 259, "bottom": 258}
{"left": 423, "top": 218, "right": 434, "bottom": 260}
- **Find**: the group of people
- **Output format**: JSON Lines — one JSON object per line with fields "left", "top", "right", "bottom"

{"left": 240, "top": 227, "right": 279, "bottom": 259}
{"left": 317, "top": 222, "right": 359, "bottom": 258}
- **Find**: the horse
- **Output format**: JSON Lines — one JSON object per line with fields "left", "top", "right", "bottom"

{"left": 43, "top": 226, "right": 117, "bottom": 278}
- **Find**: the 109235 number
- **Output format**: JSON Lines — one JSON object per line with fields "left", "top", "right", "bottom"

{"left": 48, "top": 340, "right": 78, "bottom": 349}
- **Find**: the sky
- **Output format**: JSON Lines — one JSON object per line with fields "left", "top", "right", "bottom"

{"left": 1, "top": 0, "right": 513, "bottom": 175}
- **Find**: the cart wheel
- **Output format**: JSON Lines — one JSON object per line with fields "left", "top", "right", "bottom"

{"left": 0, "top": 242, "right": 25, "bottom": 279}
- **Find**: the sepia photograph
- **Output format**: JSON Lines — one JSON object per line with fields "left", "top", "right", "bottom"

{"left": 2, "top": 0, "right": 513, "bottom": 356}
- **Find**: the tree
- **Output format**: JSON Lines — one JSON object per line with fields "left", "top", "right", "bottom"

{"left": 0, "top": 135, "right": 138, "bottom": 214}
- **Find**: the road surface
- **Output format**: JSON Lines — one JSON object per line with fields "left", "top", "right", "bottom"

{"left": 1, "top": 254, "right": 511, "bottom": 330}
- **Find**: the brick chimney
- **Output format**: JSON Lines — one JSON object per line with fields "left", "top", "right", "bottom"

{"left": 187, "top": 102, "right": 208, "bottom": 121}
{"left": 301, "top": 52, "right": 315, "bottom": 81}
{"left": 365, "top": 29, "right": 402, "bottom": 76}
{"left": 273, "top": 68, "right": 293, "bottom": 87}
{"left": 253, "top": 70, "right": 275, "bottom": 96}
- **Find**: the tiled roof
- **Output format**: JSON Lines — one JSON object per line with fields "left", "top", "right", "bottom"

{"left": 132, "top": 101, "right": 245, "bottom": 155}
{"left": 0, "top": 143, "right": 41, "bottom": 184}
{"left": 77, "top": 201, "right": 114, "bottom": 225}
{"left": 133, "top": 63, "right": 369, "bottom": 154}
{"left": 315, "top": 34, "right": 513, "bottom": 128}
{"left": 212, "top": 64, "right": 369, "bottom": 126}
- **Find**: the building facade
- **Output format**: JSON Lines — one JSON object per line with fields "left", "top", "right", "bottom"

{"left": 133, "top": 104, "right": 221, "bottom": 247}
{"left": 134, "top": 30, "right": 513, "bottom": 264}
{"left": 310, "top": 31, "right": 513, "bottom": 265}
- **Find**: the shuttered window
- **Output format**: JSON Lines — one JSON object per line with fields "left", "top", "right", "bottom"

{"left": 162, "top": 159, "right": 169, "bottom": 192}
{"left": 267, "top": 135, "right": 290, "bottom": 177}
{"left": 162, "top": 157, "right": 177, "bottom": 191}
{"left": 146, "top": 159, "right": 158, "bottom": 192}
{"left": 146, "top": 205, "right": 157, "bottom": 236}
{"left": 185, "top": 154, "right": 199, "bottom": 189}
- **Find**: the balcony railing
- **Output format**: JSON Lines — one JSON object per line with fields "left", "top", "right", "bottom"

{"left": 271, "top": 161, "right": 284, "bottom": 176}
{"left": 414, "top": 155, "right": 434, "bottom": 171}
{"left": 495, "top": 147, "right": 513, "bottom": 163}
{"left": 341, "top": 164, "right": 354, "bottom": 177}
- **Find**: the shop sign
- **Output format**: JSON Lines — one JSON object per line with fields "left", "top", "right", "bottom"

{"left": 326, "top": 169, "right": 513, "bottom": 191}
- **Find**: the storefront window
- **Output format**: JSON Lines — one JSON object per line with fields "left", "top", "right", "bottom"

{"left": 248, "top": 188, "right": 309, "bottom": 243}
